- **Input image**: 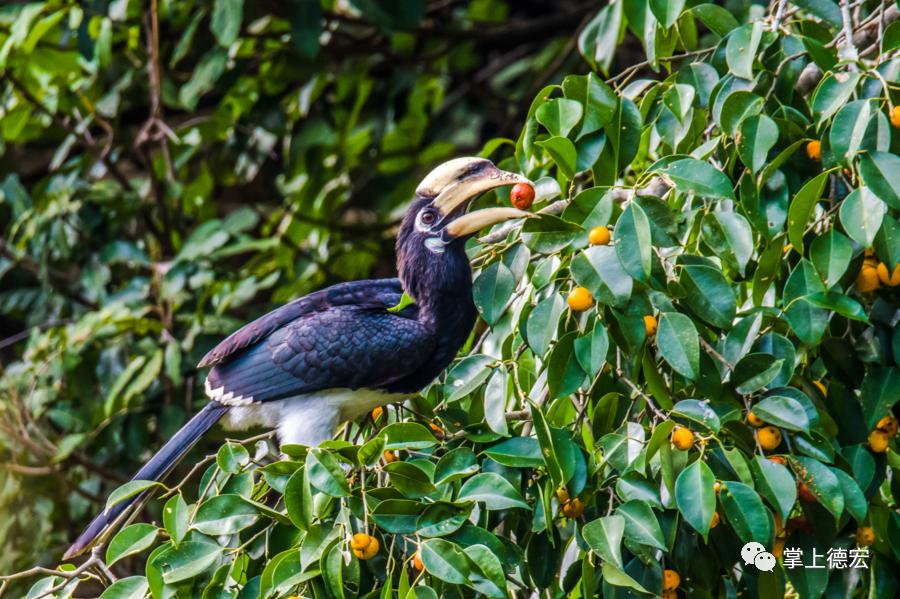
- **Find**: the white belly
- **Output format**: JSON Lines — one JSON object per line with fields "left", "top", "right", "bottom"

{"left": 214, "top": 387, "right": 405, "bottom": 447}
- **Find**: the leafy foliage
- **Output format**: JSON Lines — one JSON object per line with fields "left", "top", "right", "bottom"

{"left": 2, "top": 0, "right": 900, "bottom": 598}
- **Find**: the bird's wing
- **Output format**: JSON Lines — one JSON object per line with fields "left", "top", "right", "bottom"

{"left": 203, "top": 284, "right": 433, "bottom": 404}
{"left": 198, "top": 278, "right": 405, "bottom": 368}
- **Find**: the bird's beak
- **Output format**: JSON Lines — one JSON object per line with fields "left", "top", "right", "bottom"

{"left": 426, "top": 160, "right": 533, "bottom": 238}
{"left": 443, "top": 207, "right": 534, "bottom": 239}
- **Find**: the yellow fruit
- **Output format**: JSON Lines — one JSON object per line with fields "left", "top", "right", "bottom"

{"left": 663, "top": 569, "right": 681, "bottom": 591}
{"left": 806, "top": 140, "right": 821, "bottom": 161}
{"left": 710, "top": 512, "right": 720, "bottom": 529}
{"left": 662, "top": 592, "right": 677, "bottom": 599}
{"left": 891, "top": 106, "right": 900, "bottom": 129}
{"left": 868, "top": 429, "right": 890, "bottom": 453}
{"left": 428, "top": 422, "right": 445, "bottom": 439}
{"left": 856, "top": 266, "right": 881, "bottom": 292}
{"left": 714, "top": 481, "right": 722, "bottom": 496}
{"left": 876, "top": 262, "right": 900, "bottom": 286}
{"left": 556, "top": 488, "right": 570, "bottom": 504}
{"left": 643, "top": 315, "right": 658, "bottom": 337}
{"left": 589, "top": 225, "right": 611, "bottom": 246}
{"left": 876, "top": 415, "right": 899, "bottom": 436}
{"left": 756, "top": 426, "right": 783, "bottom": 450}
{"left": 671, "top": 426, "right": 694, "bottom": 450}
{"left": 413, "top": 550, "right": 424, "bottom": 571}
{"left": 812, "top": 380, "right": 826, "bottom": 397}
{"left": 567, "top": 287, "right": 594, "bottom": 312}
{"left": 562, "top": 497, "right": 584, "bottom": 519}
{"left": 856, "top": 526, "right": 875, "bottom": 546}
{"left": 371, "top": 406, "right": 383, "bottom": 421}
{"left": 383, "top": 450, "right": 398, "bottom": 463}
{"left": 350, "top": 533, "right": 380, "bottom": 560}
{"left": 747, "top": 412, "right": 765, "bottom": 427}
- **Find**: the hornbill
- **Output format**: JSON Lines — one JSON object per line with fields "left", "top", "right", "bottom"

{"left": 64, "top": 157, "right": 532, "bottom": 559}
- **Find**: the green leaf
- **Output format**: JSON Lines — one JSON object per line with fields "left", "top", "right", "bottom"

{"left": 859, "top": 151, "right": 900, "bottom": 209}
{"left": 831, "top": 468, "right": 867, "bottom": 523}
{"left": 211, "top": 0, "right": 243, "bottom": 46}
{"left": 521, "top": 214, "right": 582, "bottom": 254}
{"left": 99, "top": 577, "right": 150, "bottom": 599}
{"left": 305, "top": 448, "right": 351, "bottom": 497}
{"left": 829, "top": 100, "right": 878, "bottom": 164}
{"left": 193, "top": 494, "right": 258, "bottom": 535}
{"left": 691, "top": 4, "right": 740, "bottom": 37}
{"left": 679, "top": 263, "right": 736, "bottom": 329}
{"left": 658, "top": 159, "right": 734, "bottom": 199}
{"left": 733, "top": 353, "right": 783, "bottom": 394}
{"left": 574, "top": 322, "right": 609, "bottom": 377}
{"left": 599, "top": 563, "right": 649, "bottom": 594}
{"left": 473, "top": 261, "right": 515, "bottom": 325}
{"left": 162, "top": 494, "right": 189, "bottom": 545}
{"left": 284, "top": 467, "right": 312, "bottom": 531}
{"left": 671, "top": 399, "right": 720, "bottom": 432}
{"left": 547, "top": 332, "right": 586, "bottom": 399}
{"left": 385, "top": 462, "right": 437, "bottom": 498}
{"left": 106, "top": 524, "right": 158, "bottom": 566}
{"left": 216, "top": 442, "right": 249, "bottom": 474}
{"left": 839, "top": 187, "right": 887, "bottom": 247}
{"left": 788, "top": 456, "right": 845, "bottom": 520}
{"left": 152, "top": 541, "right": 222, "bottom": 584}
{"left": 752, "top": 395, "right": 810, "bottom": 432}
{"left": 750, "top": 456, "right": 797, "bottom": 520}
{"left": 738, "top": 114, "right": 778, "bottom": 174}
{"left": 380, "top": 423, "right": 438, "bottom": 450}
{"left": 810, "top": 230, "right": 852, "bottom": 287}
{"left": 417, "top": 502, "right": 470, "bottom": 538}
{"left": 615, "top": 500, "right": 666, "bottom": 550}
{"left": 649, "top": 0, "right": 685, "bottom": 28}
{"left": 538, "top": 136, "right": 578, "bottom": 179}
{"left": 371, "top": 500, "right": 425, "bottom": 534}
{"left": 571, "top": 245, "right": 633, "bottom": 307}
{"left": 811, "top": 72, "right": 861, "bottom": 123}
{"left": 289, "top": 0, "right": 323, "bottom": 59}
{"left": 387, "top": 291, "right": 415, "bottom": 313}
{"left": 463, "top": 544, "right": 508, "bottom": 598}
{"left": 614, "top": 202, "right": 652, "bottom": 282}
{"left": 420, "top": 539, "right": 471, "bottom": 585}
{"left": 525, "top": 294, "right": 564, "bottom": 356}
{"left": 726, "top": 22, "right": 763, "bottom": 79}
{"left": 787, "top": 171, "right": 829, "bottom": 253}
{"left": 674, "top": 459, "right": 716, "bottom": 539}
{"left": 783, "top": 260, "right": 829, "bottom": 346}
{"left": 483, "top": 438, "right": 544, "bottom": 468}
{"left": 445, "top": 354, "right": 495, "bottom": 403}
{"left": 434, "top": 449, "right": 479, "bottom": 486}
{"left": 458, "top": 473, "right": 530, "bottom": 510}
{"left": 583, "top": 514, "right": 625, "bottom": 569}
{"left": 562, "top": 73, "right": 616, "bottom": 136}
{"left": 106, "top": 480, "right": 161, "bottom": 512}
{"left": 536, "top": 98, "right": 583, "bottom": 138}
{"left": 720, "top": 481, "right": 772, "bottom": 544}
{"left": 656, "top": 312, "right": 699, "bottom": 380}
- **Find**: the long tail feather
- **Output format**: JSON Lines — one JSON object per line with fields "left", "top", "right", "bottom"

{"left": 63, "top": 402, "right": 228, "bottom": 560}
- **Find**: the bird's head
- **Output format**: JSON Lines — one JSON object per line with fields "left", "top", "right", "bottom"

{"left": 397, "top": 157, "right": 533, "bottom": 306}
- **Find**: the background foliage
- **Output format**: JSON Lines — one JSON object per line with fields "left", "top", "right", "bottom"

{"left": 1, "top": 0, "right": 899, "bottom": 598}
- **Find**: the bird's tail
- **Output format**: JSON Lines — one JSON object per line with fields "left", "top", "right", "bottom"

{"left": 63, "top": 402, "right": 228, "bottom": 560}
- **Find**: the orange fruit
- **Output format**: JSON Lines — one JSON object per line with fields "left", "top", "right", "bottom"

{"left": 371, "top": 406, "right": 383, "bottom": 421}
{"left": 643, "top": 315, "right": 658, "bottom": 337}
{"left": 876, "top": 415, "right": 899, "bottom": 436}
{"left": 671, "top": 426, "right": 694, "bottom": 450}
{"left": 856, "top": 526, "right": 875, "bottom": 546}
{"left": 806, "top": 140, "right": 821, "bottom": 161}
{"left": 856, "top": 266, "right": 881, "bottom": 292}
{"left": 383, "top": 450, "right": 398, "bottom": 463}
{"left": 663, "top": 569, "right": 681, "bottom": 591}
{"left": 747, "top": 412, "right": 765, "bottom": 427}
{"left": 812, "top": 380, "right": 826, "bottom": 396}
{"left": 567, "top": 287, "right": 593, "bottom": 311}
{"left": 876, "top": 262, "right": 900, "bottom": 286}
{"left": 413, "top": 549, "right": 424, "bottom": 571}
{"left": 798, "top": 482, "right": 816, "bottom": 503}
{"left": 589, "top": 225, "right": 611, "bottom": 246}
{"left": 562, "top": 497, "right": 584, "bottom": 519}
{"left": 710, "top": 511, "right": 720, "bottom": 529}
{"left": 714, "top": 481, "right": 722, "bottom": 496}
{"left": 662, "top": 592, "right": 677, "bottom": 599}
{"left": 350, "top": 533, "right": 379, "bottom": 560}
{"left": 428, "top": 422, "right": 445, "bottom": 439}
{"left": 868, "top": 429, "right": 890, "bottom": 453}
{"left": 768, "top": 455, "right": 786, "bottom": 465}
{"left": 510, "top": 182, "right": 535, "bottom": 210}
{"left": 891, "top": 106, "right": 900, "bottom": 128}
{"left": 756, "top": 426, "right": 783, "bottom": 451}
{"left": 556, "top": 488, "right": 570, "bottom": 504}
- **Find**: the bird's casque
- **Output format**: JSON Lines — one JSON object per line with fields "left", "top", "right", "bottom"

{"left": 64, "top": 157, "right": 532, "bottom": 559}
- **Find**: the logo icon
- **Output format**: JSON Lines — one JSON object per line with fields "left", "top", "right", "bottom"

{"left": 741, "top": 541, "right": 776, "bottom": 572}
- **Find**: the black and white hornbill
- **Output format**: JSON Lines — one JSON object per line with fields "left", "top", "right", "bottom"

{"left": 64, "top": 157, "right": 532, "bottom": 559}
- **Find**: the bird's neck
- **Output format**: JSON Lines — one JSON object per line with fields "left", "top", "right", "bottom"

{"left": 398, "top": 243, "right": 475, "bottom": 328}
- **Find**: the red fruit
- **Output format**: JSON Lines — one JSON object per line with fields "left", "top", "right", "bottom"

{"left": 510, "top": 183, "right": 535, "bottom": 210}
{"left": 797, "top": 482, "right": 816, "bottom": 503}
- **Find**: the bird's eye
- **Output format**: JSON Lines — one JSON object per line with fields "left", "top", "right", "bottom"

{"left": 420, "top": 210, "right": 436, "bottom": 226}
